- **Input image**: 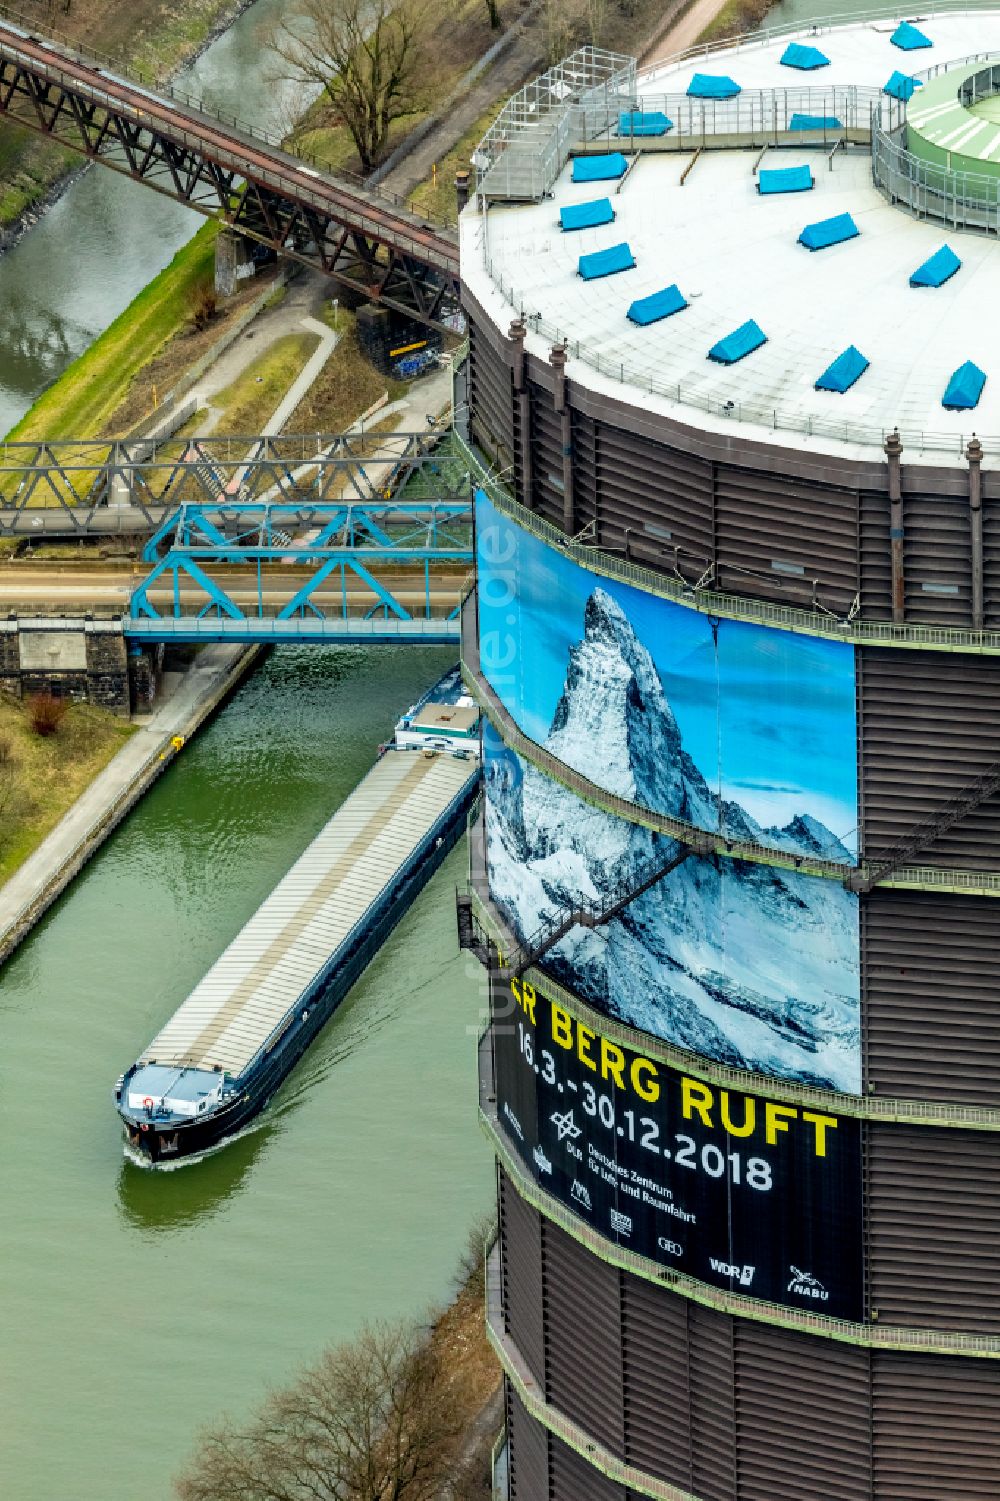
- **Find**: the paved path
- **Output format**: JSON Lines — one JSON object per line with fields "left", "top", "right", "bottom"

{"left": 262, "top": 314, "right": 338, "bottom": 435}
{"left": 196, "top": 274, "right": 337, "bottom": 437}
{"left": 0, "top": 644, "right": 253, "bottom": 963}
{"left": 641, "top": 0, "right": 743, "bottom": 67}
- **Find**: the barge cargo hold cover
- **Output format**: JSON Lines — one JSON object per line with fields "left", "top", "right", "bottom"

{"left": 117, "top": 682, "right": 479, "bottom": 1162}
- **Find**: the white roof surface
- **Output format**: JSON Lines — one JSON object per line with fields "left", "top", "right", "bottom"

{"left": 462, "top": 11, "right": 1000, "bottom": 464}
{"left": 641, "top": 12, "right": 1000, "bottom": 92}
{"left": 141, "top": 749, "right": 475, "bottom": 1077}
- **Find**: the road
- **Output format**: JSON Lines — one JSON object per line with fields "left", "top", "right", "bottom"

{"left": 641, "top": 0, "right": 732, "bottom": 68}
{"left": 0, "top": 565, "right": 466, "bottom": 613}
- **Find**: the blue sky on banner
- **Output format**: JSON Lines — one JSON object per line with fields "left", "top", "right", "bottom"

{"left": 476, "top": 491, "right": 858, "bottom": 852}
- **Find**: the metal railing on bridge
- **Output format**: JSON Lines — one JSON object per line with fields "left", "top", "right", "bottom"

{"left": 127, "top": 496, "right": 473, "bottom": 643}
{"left": 0, "top": 430, "right": 470, "bottom": 534}
{"left": 0, "top": 11, "right": 460, "bottom": 329}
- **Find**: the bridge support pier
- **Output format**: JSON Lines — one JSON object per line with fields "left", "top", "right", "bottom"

{"left": 356, "top": 303, "right": 442, "bottom": 378}
{"left": 0, "top": 619, "right": 133, "bottom": 715}
{"left": 215, "top": 230, "right": 258, "bottom": 299}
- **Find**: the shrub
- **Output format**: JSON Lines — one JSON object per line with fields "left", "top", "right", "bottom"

{"left": 27, "top": 692, "right": 69, "bottom": 737}
{"left": 189, "top": 282, "right": 218, "bottom": 332}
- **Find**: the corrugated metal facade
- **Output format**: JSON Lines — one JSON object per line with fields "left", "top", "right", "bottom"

{"left": 862, "top": 889, "right": 1000, "bottom": 1105}
{"left": 857, "top": 649, "right": 1000, "bottom": 870}
{"left": 470, "top": 305, "right": 1000, "bottom": 1499}
{"left": 867, "top": 1126, "right": 1000, "bottom": 1334}
{"left": 499, "top": 1172, "right": 1000, "bottom": 1499}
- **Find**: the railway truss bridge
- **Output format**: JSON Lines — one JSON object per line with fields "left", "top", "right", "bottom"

{"left": 0, "top": 12, "right": 461, "bottom": 333}
{"left": 0, "top": 430, "right": 476, "bottom": 644}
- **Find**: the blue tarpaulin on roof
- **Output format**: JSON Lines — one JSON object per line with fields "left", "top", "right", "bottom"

{"left": 780, "top": 42, "right": 830, "bottom": 69}
{"left": 910, "top": 244, "right": 961, "bottom": 287}
{"left": 815, "top": 345, "right": 869, "bottom": 393}
{"left": 688, "top": 72, "right": 741, "bottom": 98}
{"left": 799, "top": 211, "right": 860, "bottom": 250}
{"left": 942, "top": 361, "right": 986, "bottom": 410}
{"left": 627, "top": 284, "right": 688, "bottom": 325}
{"left": 560, "top": 197, "right": 615, "bottom": 231}
{"left": 579, "top": 242, "right": 636, "bottom": 280}
{"left": 618, "top": 110, "right": 673, "bottom": 136}
{"left": 789, "top": 112, "right": 842, "bottom": 130}
{"left": 572, "top": 152, "right": 628, "bottom": 183}
{"left": 891, "top": 20, "right": 932, "bottom": 49}
{"left": 707, "top": 319, "right": 766, "bottom": 364}
{"left": 884, "top": 69, "right": 920, "bottom": 100}
{"left": 758, "top": 164, "right": 814, "bottom": 194}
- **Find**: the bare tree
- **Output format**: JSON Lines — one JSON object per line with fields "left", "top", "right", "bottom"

{"left": 175, "top": 1321, "right": 463, "bottom": 1501}
{"left": 484, "top": 0, "right": 502, "bottom": 28}
{"left": 272, "top": 0, "right": 425, "bottom": 176}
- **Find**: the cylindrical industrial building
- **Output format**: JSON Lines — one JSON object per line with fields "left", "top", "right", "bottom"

{"left": 459, "top": 12, "right": 1000, "bottom": 1498}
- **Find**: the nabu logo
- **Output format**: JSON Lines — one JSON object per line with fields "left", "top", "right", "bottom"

{"left": 570, "top": 1179, "right": 592, "bottom": 1210}
{"left": 788, "top": 1267, "right": 829, "bottom": 1302}
{"left": 710, "top": 1258, "right": 755, "bottom": 1287}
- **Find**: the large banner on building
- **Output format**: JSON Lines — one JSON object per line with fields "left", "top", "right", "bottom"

{"left": 475, "top": 490, "right": 859, "bottom": 867}
{"left": 493, "top": 976, "right": 864, "bottom": 1321}
{"left": 484, "top": 722, "right": 861, "bottom": 1093}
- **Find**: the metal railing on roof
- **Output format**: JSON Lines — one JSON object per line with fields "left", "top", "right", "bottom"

{"left": 872, "top": 58, "right": 1000, "bottom": 236}
{"left": 473, "top": 45, "right": 636, "bottom": 201}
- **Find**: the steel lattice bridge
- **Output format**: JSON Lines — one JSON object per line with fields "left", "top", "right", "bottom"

{"left": 0, "top": 12, "right": 461, "bottom": 332}
{"left": 0, "top": 430, "right": 468, "bottom": 536}
{"left": 127, "top": 495, "right": 472, "bottom": 643}
{"left": 0, "top": 429, "right": 480, "bottom": 642}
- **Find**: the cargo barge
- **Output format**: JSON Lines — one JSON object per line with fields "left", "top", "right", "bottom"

{"left": 115, "top": 669, "right": 480, "bottom": 1164}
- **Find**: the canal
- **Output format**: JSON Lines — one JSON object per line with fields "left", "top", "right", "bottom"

{"left": 0, "top": 647, "right": 491, "bottom": 1499}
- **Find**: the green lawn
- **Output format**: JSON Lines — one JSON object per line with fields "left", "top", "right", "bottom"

{"left": 204, "top": 331, "right": 321, "bottom": 436}
{"left": 0, "top": 698, "right": 137, "bottom": 887}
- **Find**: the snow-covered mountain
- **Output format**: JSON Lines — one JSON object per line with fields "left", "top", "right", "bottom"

{"left": 485, "top": 588, "right": 861, "bottom": 1093}
{"left": 544, "top": 587, "right": 854, "bottom": 863}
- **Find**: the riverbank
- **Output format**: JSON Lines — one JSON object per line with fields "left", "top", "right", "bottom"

{"left": 0, "top": 694, "right": 137, "bottom": 885}
{"left": 0, "top": 0, "right": 262, "bottom": 243}
{"left": 0, "top": 641, "right": 259, "bottom": 966}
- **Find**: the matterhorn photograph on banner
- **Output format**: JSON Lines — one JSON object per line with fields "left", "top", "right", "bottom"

{"left": 477, "top": 494, "right": 861, "bottom": 1094}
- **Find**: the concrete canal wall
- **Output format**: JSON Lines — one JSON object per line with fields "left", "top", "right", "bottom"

{"left": 0, "top": 641, "right": 259, "bottom": 968}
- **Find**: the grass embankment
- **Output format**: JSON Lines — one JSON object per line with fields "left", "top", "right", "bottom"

{"left": 7, "top": 223, "right": 286, "bottom": 450}
{"left": 0, "top": 697, "right": 136, "bottom": 885}
{"left": 9, "top": 224, "right": 218, "bottom": 442}
{"left": 695, "top": 0, "right": 778, "bottom": 46}
{"left": 0, "top": 0, "right": 250, "bottom": 231}
{"left": 408, "top": 104, "right": 498, "bottom": 223}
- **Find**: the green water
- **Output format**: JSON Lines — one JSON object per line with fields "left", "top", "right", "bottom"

{"left": 0, "top": 647, "right": 491, "bottom": 1501}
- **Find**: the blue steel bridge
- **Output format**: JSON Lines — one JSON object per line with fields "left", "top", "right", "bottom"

{"left": 128, "top": 496, "right": 472, "bottom": 643}
{"left": 0, "top": 431, "right": 479, "bottom": 644}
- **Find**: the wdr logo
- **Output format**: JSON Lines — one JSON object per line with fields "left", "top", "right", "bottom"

{"left": 710, "top": 1258, "right": 755, "bottom": 1287}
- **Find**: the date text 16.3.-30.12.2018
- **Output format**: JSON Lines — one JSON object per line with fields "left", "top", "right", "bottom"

{"left": 491, "top": 972, "right": 863, "bottom": 1320}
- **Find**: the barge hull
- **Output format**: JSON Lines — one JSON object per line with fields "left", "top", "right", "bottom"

{"left": 119, "top": 745, "right": 479, "bottom": 1162}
